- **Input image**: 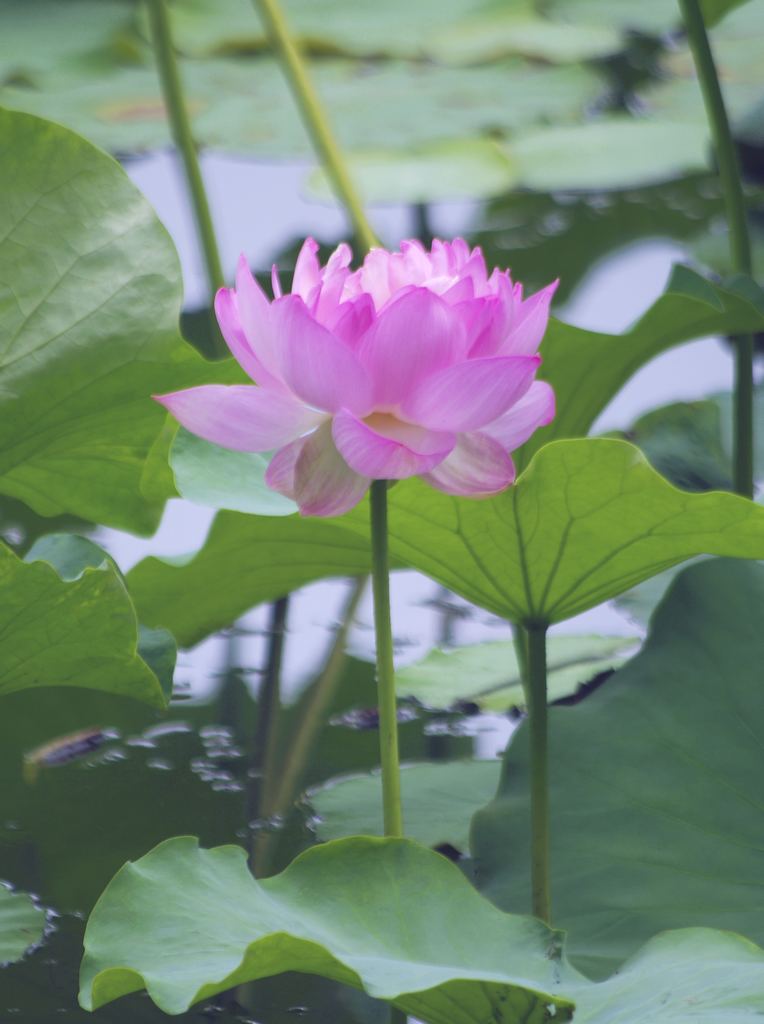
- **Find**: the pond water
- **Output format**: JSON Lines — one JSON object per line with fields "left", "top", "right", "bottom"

{"left": 0, "top": 155, "right": 738, "bottom": 1022}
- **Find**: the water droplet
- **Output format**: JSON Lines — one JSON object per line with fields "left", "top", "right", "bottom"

{"left": 143, "top": 720, "right": 192, "bottom": 740}
{"left": 126, "top": 737, "right": 157, "bottom": 749}
{"left": 97, "top": 747, "right": 129, "bottom": 764}
{"left": 200, "top": 725, "right": 233, "bottom": 741}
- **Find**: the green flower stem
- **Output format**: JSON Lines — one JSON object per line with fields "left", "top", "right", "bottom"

{"left": 525, "top": 621, "right": 551, "bottom": 924}
{"left": 678, "top": 0, "right": 754, "bottom": 498}
{"left": 146, "top": 0, "right": 225, "bottom": 353}
{"left": 253, "top": 0, "right": 378, "bottom": 253}
{"left": 369, "top": 480, "right": 404, "bottom": 837}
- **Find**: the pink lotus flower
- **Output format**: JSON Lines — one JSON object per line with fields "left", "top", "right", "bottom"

{"left": 157, "top": 238, "right": 556, "bottom": 517}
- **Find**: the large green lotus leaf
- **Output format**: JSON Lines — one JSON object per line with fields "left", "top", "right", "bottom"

{"left": 396, "top": 636, "right": 635, "bottom": 711}
{"left": 1, "top": 57, "right": 602, "bottom": 162}
{"left": 471, "top": 558, "right": 764, "bottom": 978}
{"left": 22, "top": 537, "right": 177, "bottom": 699}
{"left": 130, "top": 437, "right": 764, "bottom": 643}
{"left": 525, "top": 266, "right": 764, "bottom": 464}
{"left": 0, "top": 534, "right": 171, "bottom": 706}
{"left": 0, "top": 887, "right": 45, "bottom": 965}
{"left": 80, "top": 836, "right": 577, "bottom": 1021}
{"left": 571, "top": 928, "right": 764, "bottom": 1020}
{"left": 0, "top": 109, "right": 237, "bottom": 533}
{"left": 309, "top": 761, "right": 500, "bottom": 851}
{"left": 368, "top": 439, "right": 764, "bottom": 624}
{"left": 80, "top": 835, "right": 764, "bottom": 1021}
{"left": 127, "top": 512, "right": 377, "bottom": 646}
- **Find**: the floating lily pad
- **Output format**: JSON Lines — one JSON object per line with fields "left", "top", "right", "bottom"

{"left": 164, "top": 0, "right": 621, "bottom": 64}
{"left": 309, "top": 138, "right": 518, "bottom": 204}
{"left": 510, "top": 118, "right": 710, "bottom": 191}
{"left": 1, "top": 56, "right": 603, "bottom": 165}
{"left": 312, "top": 118, "right": 713, "bottom": 204}
{"left": 395, "top": 636, "right": 635, "bottom": 711}
{"left": 309, "top": 761, "right": 500, "bottom": 851}
{"left": 429, "top": 8, "right": 621, "bottom": 64}
{"left": 0, "top": 0, "right": 134, "bottom": 82}
{"left": 0, "top": 887, "right": 45, "bottom": 966}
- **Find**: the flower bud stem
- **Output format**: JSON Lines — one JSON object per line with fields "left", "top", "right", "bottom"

{"left": 678, "top": 0, "right": 754, "bottom": 498}
{"left": 253, "top": 0, "right": 378, "bottom": 253}
{"left": 145, "top": 0, "right": 226, "bottom": 354}
{"left": 369, "top": 480, "right": 404, "bottom": 837}
{"left": 525, "top": 621, "right": 551, "bottom": 924}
